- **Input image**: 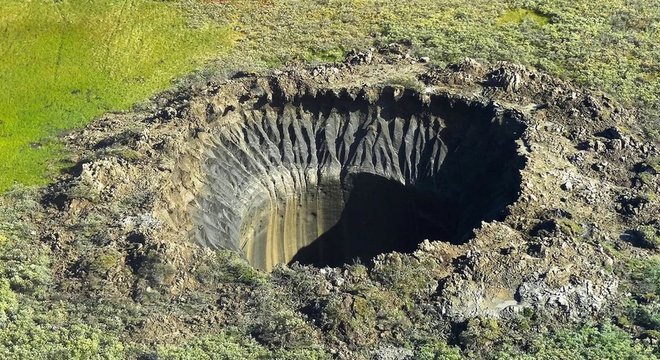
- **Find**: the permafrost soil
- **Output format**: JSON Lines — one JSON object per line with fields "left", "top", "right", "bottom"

{"left": 38, "top": 48, "right": 658, "bottom": 355}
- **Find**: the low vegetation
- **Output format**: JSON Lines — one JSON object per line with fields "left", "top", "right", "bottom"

{"left": 196, "top": 0, "right": 659, "bottom": 133}
{"left": 0, "top": 0, "right": 658, "bottom": 358}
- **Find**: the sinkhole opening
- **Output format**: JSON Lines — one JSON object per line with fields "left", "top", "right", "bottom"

{"left": 285, "top": 173, "right": 458, "bottom": 268}
{"left": 193, "top": 87, "right": 526, "bottom": 270}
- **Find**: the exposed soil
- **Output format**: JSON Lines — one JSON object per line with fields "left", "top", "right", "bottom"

{"left": 38, "top": 46, "right": 658, "bottom": 357}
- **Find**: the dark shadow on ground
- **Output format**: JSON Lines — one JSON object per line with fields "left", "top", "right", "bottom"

{"left": 289, "top": 173, "right": 458, "bottom": 267}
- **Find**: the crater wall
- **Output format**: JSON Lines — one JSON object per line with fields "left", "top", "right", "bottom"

{"left": 194, "top": 89, "right": 526, "bottom": 270}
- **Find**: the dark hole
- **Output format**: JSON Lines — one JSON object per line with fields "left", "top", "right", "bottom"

{"left": 530, "top": 220, "right": 557, "bottom": 236}
{"left": 526, "top": 243, "right": 544, "bottom": 258}
{"left": 289, "top": 173, "right": 458, "bottom": 267}
{"left": 125, "top": 232, "right": 148, "bottom": 273}
{"left": 41, "top": 192, "right": 70, "bottom": 211}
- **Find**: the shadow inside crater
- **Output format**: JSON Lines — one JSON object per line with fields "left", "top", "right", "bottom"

{"left": 289, "top": 173, "right": 459, "bottom": 267}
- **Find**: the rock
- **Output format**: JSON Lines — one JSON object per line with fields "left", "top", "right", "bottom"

{"left": 592, "top": 162, "right": 606, "bottom": 171}
{"left": 347, "top": 49, "right": 374, "bottom": 65}
{"left": 484, "top": 63, "right": 530, "bottom": 91}
{"left": 371, "top": 346, "right": 414, "bottom": 360}
{"left": 615, "top": 194, "right": 649, "bottom": 216}
{"left": 156, "top": 106, "right": 177, "bottom": 121}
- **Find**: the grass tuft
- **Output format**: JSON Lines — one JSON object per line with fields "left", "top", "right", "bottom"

{"left": 498, "top": 8, "right": 550, "bottom": 26}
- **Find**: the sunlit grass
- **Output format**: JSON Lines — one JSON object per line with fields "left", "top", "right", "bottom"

{"left": 0, "top": 0, "right": 235, "bottom": 191}
{"left": 497, "top": 8, "right": 550, "bottom": 26}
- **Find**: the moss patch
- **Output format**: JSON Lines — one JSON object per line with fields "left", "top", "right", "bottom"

{"left": 498, "top": 8, "right": 550, "bottom": 26}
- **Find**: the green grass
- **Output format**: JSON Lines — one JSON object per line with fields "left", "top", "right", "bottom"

{"left": 493, "top": 323, "right": 657, "bottom": 359}
{"left": 0, "top": 0, "right": 235, "bottom": 191}
{"left": 498, "top": 8, "right": 550, "bottom": 25}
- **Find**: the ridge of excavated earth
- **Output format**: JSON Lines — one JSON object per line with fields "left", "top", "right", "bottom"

{"left": 38, "top": 47, "right": 659, "bottom": 356}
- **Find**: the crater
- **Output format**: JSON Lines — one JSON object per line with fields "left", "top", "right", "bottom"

{"left": 194, "top": 87, "right": 526, "bottom": 270}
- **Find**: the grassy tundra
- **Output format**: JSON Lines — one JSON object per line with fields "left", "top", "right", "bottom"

{"left": 0, "top": 0, "right": 658, "bottom": 358}
{"left": 0, "top": 0, "right": 658, "bottom": 191}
